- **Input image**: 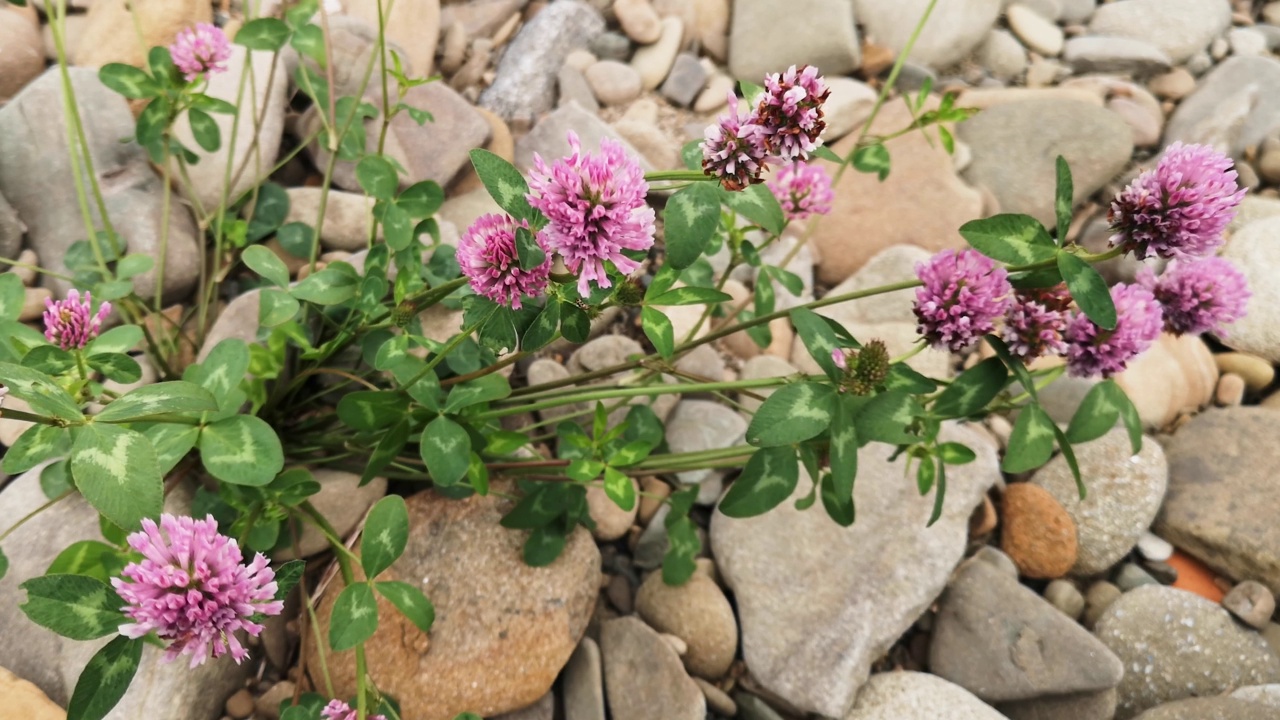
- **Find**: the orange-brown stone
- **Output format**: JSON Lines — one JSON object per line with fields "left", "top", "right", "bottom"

{"left": 1001, "top": 483, "right": 1079, "bottom": 579}
{"left": 306, "top": 488, "right": 600, "bottom": 720}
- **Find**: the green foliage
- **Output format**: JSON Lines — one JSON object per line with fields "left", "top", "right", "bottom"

{"left": 19, "top": 574, "right": 123, "bottom": 640}
{"left": 67, "top": 636, "right": 143, "bottom": 720}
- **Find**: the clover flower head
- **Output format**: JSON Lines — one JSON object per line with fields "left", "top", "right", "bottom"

{"left": 321, "top": 700, "right": 386, "bottom": 720}
{"left": 831, "top": 347, "right": 849, "bottom": 370}
{"left": 1137, "top": 257, "right": 1250, "bottom": 337}
{"left": 170, "top": 23, "right": 232, "bottom": 82}
{"left": 768, "top": 161, "right": 834, "bottom": 222}
{"left": 1108, "top": 142, "right": 1245, "bottom": 260}
{"left": 1001, "top": 289, "right": 1071, "bottom": 360}
{"left": 913, "top": 249, "right": 1013, "bottom": 353}
{"left": 756, "top": 65, "right": 830, "bottom": 162}
{"left": 43, "top": 289, "right": 110, "bottom": 351}
{"left": 528, "top": 131, "right": 655, "bottom": 296}
{"left": 1064, "top": 283, "right": 1164, "bottom": 378}
{"left": 702, "top": 92, "right": 769, "bottom": 191}
{"left": 111, "top": 514, "right": 284, "bottom": 668}
{"left": 458, "top": 213, "right": 552, "bottom": 310}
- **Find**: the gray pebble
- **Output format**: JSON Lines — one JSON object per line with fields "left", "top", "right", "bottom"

{"left": 1115, "top": 563, "right": 1160, "bottom": 591}
{"left": 1045, "top": 579, "right": 1086, "bottom": 620}
{"left": 1224, "top": 581, "right": 1278, "bottom": 630}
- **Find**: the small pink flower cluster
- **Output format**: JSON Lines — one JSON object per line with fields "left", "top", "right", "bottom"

{"left": 321, "top": 700, "right": 386, "bottom": 720}
{"left": 460, "top": 132, "right": 656, "bottom": 306}
{"left": 1109, "top": 142, "right": 1245, "bottom": 260}
{"left": 913, "top": 142, "right": 1251, "bottom": 378}
{"left": 43, "top": 289, "right": 110, "bottom": 351}
{"left": 702, "top": 65, "right": 830, "bottom": 190}
{"left": 112, "top": 514, "right": 283, "bottom": 668}
{"left": 170, "top": 23, "right": 232, "bottom": 82}
{"left": 767, "top": 161, "right": 834, "bottom": 222}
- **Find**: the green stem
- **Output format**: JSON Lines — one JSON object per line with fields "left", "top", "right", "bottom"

{"left": 0, "top": 409, "right": 64, "bottom": 427}
{"left": 643, "top": 169, "right": 713, "bottom": 183}
{"left": 477, "top": 375, "right": 800, "bottom": 421}
{"left": 0, "top": 490, "right": 74, "bottom": 543}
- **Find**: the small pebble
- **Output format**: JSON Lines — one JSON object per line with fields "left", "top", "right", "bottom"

{"left": 1213, "top": 352, "right": 1275, "bottom": 392}
{"left": 971, "top": 546, "right": 1018, "bottom": 577}
{"left": 1045, "top": 579, "right": 1085, "bottom": 620}
{"left": 693, "top": 677, "right": 738, "bottom": 716}
{"left": 968, "top": 494, "right": 998, "bottom": 536}
{"left": 660, "top": 632, "right": 688, "bottom": 655}
{"left": 225, "top": 689, "right": 254, "bottom": 720}
{"left": 254, "top": 680, "right": 296, "bottom": 720}
{"left": 1083, "top": 581, "right": 1122, "bottom": 629}
{"left": 1147, "top": 67, "right": 1195, "bottom": 100}
{"left": 564, "top": 49, "right": 597, "bottom": 71}
{"left": 1143, "top": 560, "right": 1178, "bottom": 585}
{"left": 606, "top": 574, "right": 634, "bottom": 614}
{"left": 637, "top": 476, "right": 670, "bottom": 525}
{"left": 1215, "top": 372, "right": 1246, "bottom": 406}
{"left": 1136, "top": 531, "right": 1174, "bottom": 562}
{"left": 1223, "top": 580, "right": 1277, "bottom": 630}
{"left": 11, "top": 248, "right": 37, "bottom": 286}
{"left": 19, "top": 286, "right": 50, "bottom": 322}
{"left": 1114, "top": 562, "right": 1159, "bottom": 591}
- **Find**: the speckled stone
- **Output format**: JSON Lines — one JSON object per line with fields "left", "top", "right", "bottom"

{"left": 1132, "top": 696, "right": 1277, "bottom": 720}
{"left": 307, "top": 487, "right": 600, "bottom": 720}
{"left": 1033, "top": 428, "right": 1167, "bottom": 576}
{"left": 1093, "top": 585, "right": 1280, "bottom": 719}
{"left": 845, "top": 671, "right": 1007, "bottom": 719}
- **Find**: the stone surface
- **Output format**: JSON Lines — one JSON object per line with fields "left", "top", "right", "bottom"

{"left": 306, "top": 488, "right": 600, "bottom": 720}
{"left": 663, "top": 399, "right": 747, "bottom": 496}
{"left": 631, "top": 16, "right": 683, "bottom": 89}
{"left": 615, "top": 0, "right": 662, "bottom": 43}
{"left": 0, "top": 69, "right": 200, "bottom": 303}
{"left": 275, "top": 469, "right": 387, "bottom": 559}
{"left": 957, "top": 99, "right": 1133, "bottom": 226}
{"left": 823, "top": 77, "right": 878, "bottom": 140}
{"left": 1007, "top": 3, "right": 1063, "bottom": 56}
{"left": 344, "top": 0, "right": 440, "bottom": 76}
{"left": 0, "top": 467, "right": 249, "bottom": 718}
{"left": 978, "top": 29, "right": 1029, "bottom": 81}
{"left": 634, "top": 571, "right": 738, "bottom": 679}
{"left": 1033, "top": 428, "right": 1168, "bottom": 576}
{"left": 1224, "top": 581, "right": 1278, "bottom": 630}
{"left": 1001, "top": 483, "right": 1079, "bottom": 580}
{"left": 170, "top": 46, "right": 288, "bottom": 213}
{"left": 1222, "top": 217, "right": 1280, "bottom": 362}
{"left": 812, "top": 102, "right": 982, "bottom": 284}
{"left": 1088, "top": 0, "right": 1231, "bottom": 63}
{"left": 728, "top": 0, "right": 861, "bottom": 83}
{"left": 711, "top": 424, "right": 1000, "bottom": 717}
{"left": 1044, "top": 579, "right": 1086, "bottom": 620}
{"left": 1114, "top": 333, "right": 1218, "bottom": 430}
{"left": 1215, "top": 352, "right": 1275, "bottom": 392}
{"left": 585, "top": 60, "right": 643, "bottom": 105}
{"left": 1062, "top": 37, "right": 1172, "bottom": 76}
{"left": 845, "top": 671, "right": 1007, "bottom": 720}
{"left": 1133, "top": 697, "right": 1277, "bottom": 720}
{"left": 1231, "top": 684, "right": 1280, "bottom": 708}
{"left": 515, "top": 103, "right": 652, "bottom": 171}
{"left": 1094, "top": 585, "right": 1280, "bottom": 719}
{"left": 480, "top": 0, "right": 604, "bottom": 121}
{"left": 0, "top": 665, "right": 65, "bottom": 720}
{"left": 856, "top": 0, "right": 1001, "bottom": 69}
{"left": 601, "top": 617, "right": 706, "bottom": 720}
{"left": 1157, "top": 407, "right": 1280, "bottom": 595}
{"left": 1164, "top": 56, "right": 1280, "bottom": 157}
{"left": 931, "top": 558, "right": 1123, "bottom": 702}
{"left": 0, "top": 193, "right": 24, "bottom": 262}
{"left": 283, "top": 188, "right": 378, "bottom": 252}
{"left": 999, "top": 689, "right": 1118, "bottom": 720}
{"left": 72, "top": 0, "right": 210, "bottom": 68}
{"left": 563, "top": 638, "right": 605, "bottom": 720}
{"left": 0, "top": 8, "right": 43, "bottom": 102}
{"left": 659, "top": 52, "right": 707, "bottom": 107}
{"left": 309, "top": 79, "right": 490, "bottom": 192}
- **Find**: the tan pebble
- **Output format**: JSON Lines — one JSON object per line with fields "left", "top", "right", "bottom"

{"left": 1215, "top": 352, "right": 1275, "bottom": 392}
{"left": 969, "top": 494, "right": 998, "bottom": 536}
{"left": 319, "top": 250, "right": 353, "bottom": 263}
{"left": 606, "top": 574, "right": 635, "bottom": 614}
{"left": 11, "top": 248, "right": 38, "bottom": 286}
{"left": 565, "top": 49, "right": 597, "bottom": 72}
{"left": 491, "top": 11, "right": 521, "bottom": 47}
{"left": 693, "top": 73, "right": 734, "bottom": 113}
{"left": 1148, "top": 67, "right": 1195, "bottom": 100}
{"left": 615, "top": 0, "right": 663, "bottom": 44}
{"left": 693, "top": 677, "right": 738, "bottom": 716}
{"left": 636, "top": 571, "right": 738, "bottom": 678}
{"left": 1000, "top": 483, "right": 1078, "bottom": 579}
{"left": 225, "top": 689, "right": 254, "bottom": 720}
{"left": 1215, "top": 373, "right": 1246, "bottom": 406}
{"left": 265, "top": 237, "right": 307, "bottom": 276}
{"left": 638, "top": 476, "right": 671, "bottom": 525}
{"left": 19, "top": 286, "right": 50, "bottom": 322}
{"left": 694, "top": 557, "right": 719, "bottom": 584}
{"left": 254, "top": 680, "right": 296, "bottom": 720}
{"left": 440, "top": 21, "right": 468, "bottom": 75}
{"left": 660, "top": 632, "right": 689, "bottom": 655}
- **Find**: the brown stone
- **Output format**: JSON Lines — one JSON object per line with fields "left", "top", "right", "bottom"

{"left": 1115, "top": 333, "right": 1218, "bottom": 430}
{"left": 305, "top": 488, "right": 600, "bottom": 720}
{"left": 810, "top": 100, "right": 981, "bottom": 284}
{"left": 72, "top": 0, "right": 211, "bottom": 68}
{"left": 0, "top": 666, "right": 63, "bottom": 720}
{"left": 634, "top": 572, "right": 738, "bottom": 679}
{"left": 1001, "top": 483, "right": 1079, "bottom": 579}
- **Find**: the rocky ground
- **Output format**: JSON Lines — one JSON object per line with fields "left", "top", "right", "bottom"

{"left": 5, "top": 0, "right": 1280, "bottom": 719}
